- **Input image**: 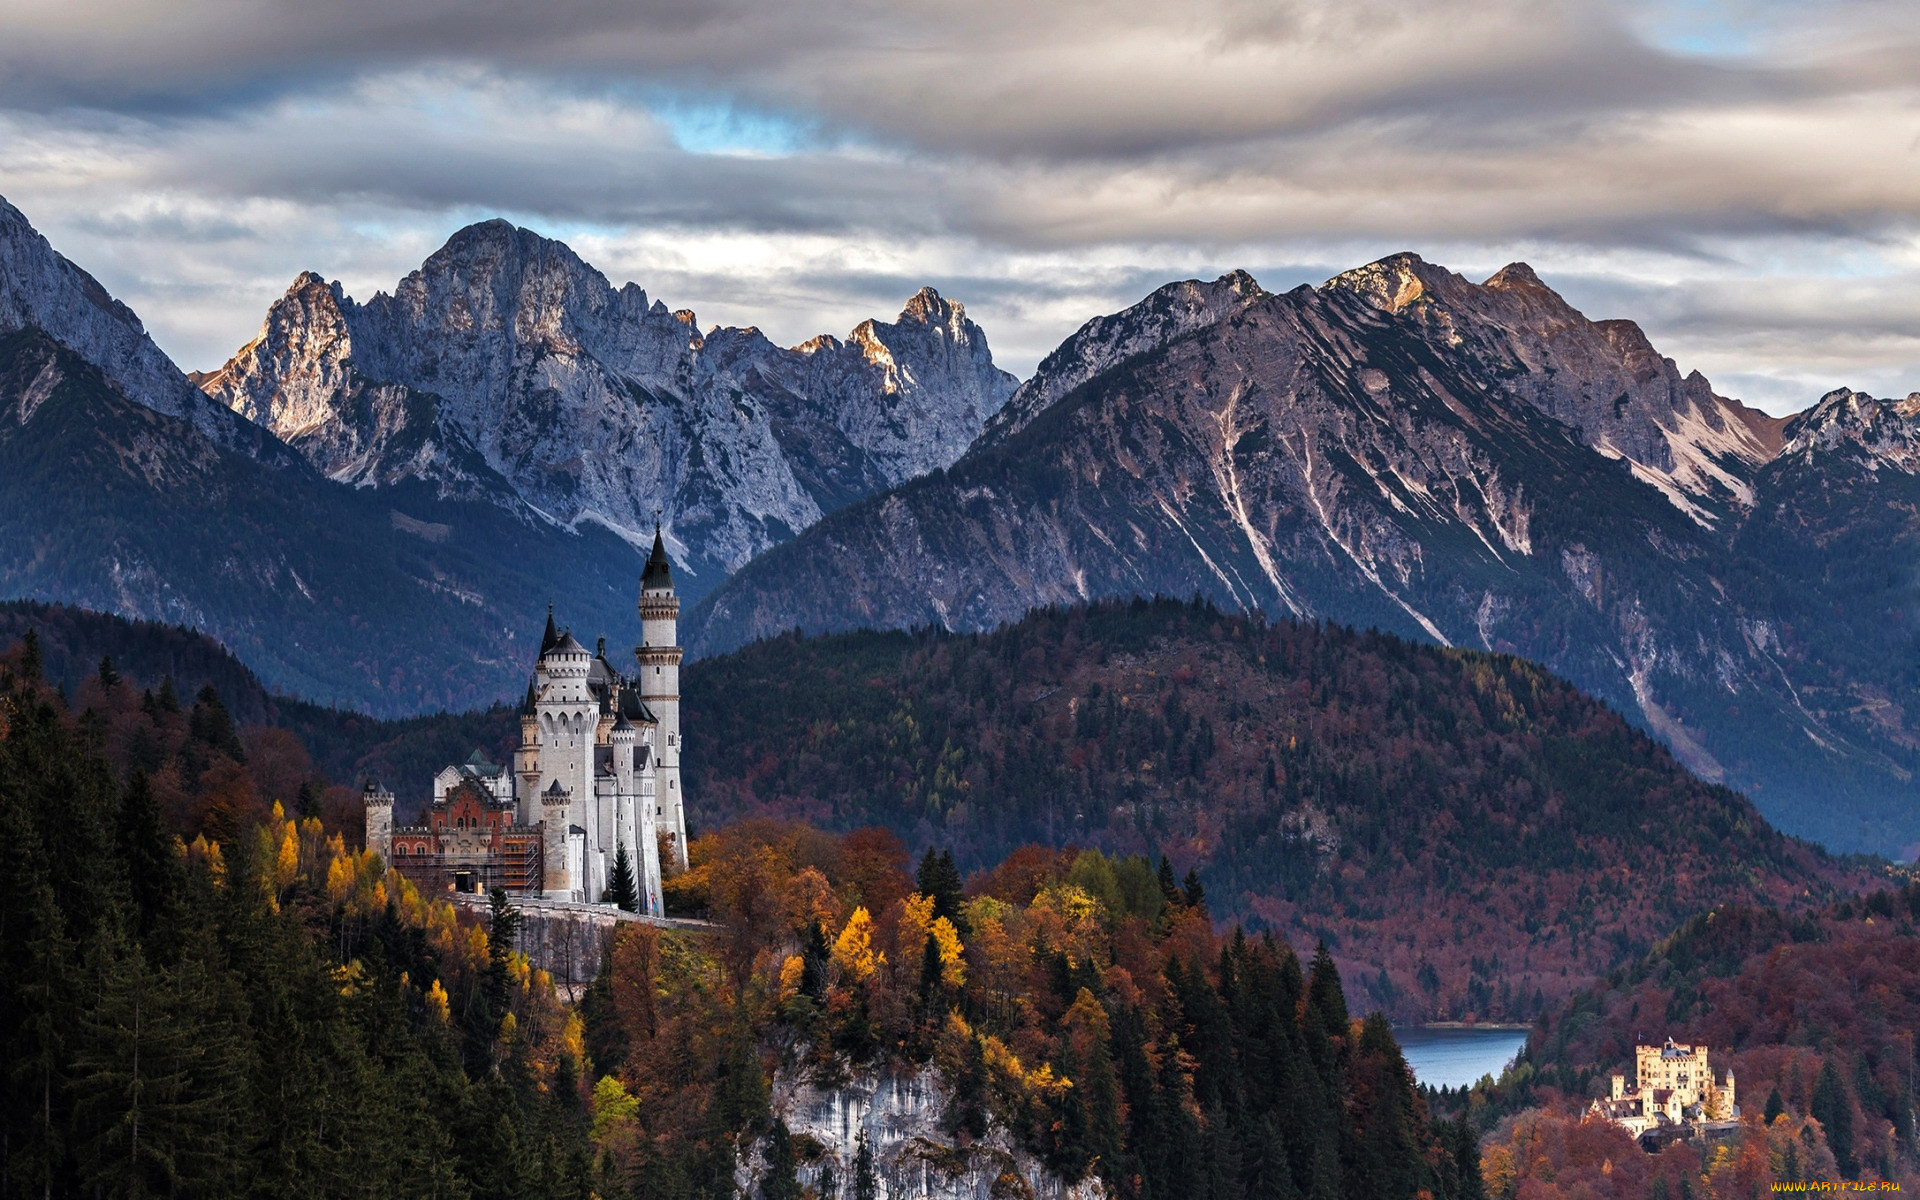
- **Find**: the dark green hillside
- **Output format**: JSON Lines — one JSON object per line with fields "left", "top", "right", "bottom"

{"left": 0, "top": 600, "right": 278, "bottom": 723}
{"left": 0, "top": 595, "right": 1880, "bottom": 1023}
{"left": 0, "top": 327, "right": 644, "bottom": 715}
{"left": 682, "top": 599, "right": 1875, "bottom": 1020}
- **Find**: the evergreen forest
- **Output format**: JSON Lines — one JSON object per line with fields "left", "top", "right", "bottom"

{"left": 0, "top": 627, "right": 1479, "bottom": 1199}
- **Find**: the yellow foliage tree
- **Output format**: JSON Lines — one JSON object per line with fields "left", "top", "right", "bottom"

{"left": 931, "top": 916, "right": 965, "bottom": 988}
{"left": 832, "top": 906, "right": 878, "bottom": 980}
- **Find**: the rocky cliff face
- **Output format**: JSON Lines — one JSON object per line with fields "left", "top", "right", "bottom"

{"left": 0, "top": 196, "right": 289, "bottom": 461}
{"left": 748, "top": 1067, "right": 1101, "bottom": 1200}
{"left": 689, "top": 256, "right": 1920, "bottom": 857}
{"left": 197, "top": 222, "right": 1016, "bottom": 600}
{"left": 1775, "top": 387, "right": 1920, "bottom": 472}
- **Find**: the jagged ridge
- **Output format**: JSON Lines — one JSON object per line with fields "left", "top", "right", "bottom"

{"left": 197, "top": 222, "right": 1017, "bottom": 600}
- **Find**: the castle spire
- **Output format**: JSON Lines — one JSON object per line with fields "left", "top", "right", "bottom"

{"left": 540, "top": 601, "right": 560, "bottom": 653}
{"left": 642, "top": 523, "right": 674, "bottom": 590}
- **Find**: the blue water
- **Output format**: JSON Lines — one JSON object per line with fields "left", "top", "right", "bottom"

{"left": 1395, "top": 1026, "right": 1529, "bottom": 1090}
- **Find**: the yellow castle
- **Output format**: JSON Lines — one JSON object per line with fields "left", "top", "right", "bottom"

{"left": 1587, "top": 1039, "right": 1737, "bottom": 1136}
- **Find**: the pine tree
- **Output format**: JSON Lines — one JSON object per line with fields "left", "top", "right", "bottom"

{"left": 1182, "top": 867, "right": 1207, "bottom": 913}
{"left": 19, "top": 627, "right": 41, "bottom": 679}
{"left": 607, "top": 842, "right": 640, "bottom": 912}
{"left": 1305, "top": 942, "right": 1349, "bottom": 1042}
{"left": 1157, "top": 855, "right": 1182, "bottom": 907}
{"left": 853, "top": 1129, "right": 878, "bottom": 1200}
{"left": 97, "top": 655, "right": 120, "bottom": 690}
{"left": 915, "top": 848, "right": 967, "bottom": 934}
{"left": 943, "top": 1033, "right": 989, "bottom": 1144}
{"left": 1811, "top": 1060, "right": 1856, "bottom": 1178}
{"left": 119, "top": 770, "right": 181, "bottom": 940}
{"left": 761, "top": 1119, "right": 801, "bottom": 1200}
{"left": 187, "top": 685, "right": 245, "bottom": 762}
{"left": 1765, "top": 1085, "right": 1785, "bottom": 1124}
{"left": 295, "top": 778, "right": 323, "bottom": 821}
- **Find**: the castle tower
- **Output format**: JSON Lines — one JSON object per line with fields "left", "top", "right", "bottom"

{"left": 363, "top": 782, "right": 394, "bottom": 861}
{"left": 541, "top": 780, "right": 573, "bottom": 899}
{"left": 637, "top": 526, "right": 687, "bottom": 868}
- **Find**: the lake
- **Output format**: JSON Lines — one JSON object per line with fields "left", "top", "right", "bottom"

{"left": 1395, "top": 1026, "right": 1530, "bottom": 1090}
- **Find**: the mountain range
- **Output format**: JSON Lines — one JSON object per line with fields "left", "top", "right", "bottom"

{"left": 193, "top": 219, "right": 1014, "bottom": 598}
{"left": 0, "top": 195, "right": 1007, "bottom": 709}
{"left": 686, "top": 256, "right": 1920, "bottom": 856}
{"left": 0, "top": 191, "right": 1915, "bottom": 855}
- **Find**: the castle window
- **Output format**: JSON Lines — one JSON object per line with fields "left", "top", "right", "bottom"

{"left": 396, "top": 845, "right": 407, "bottom": 856}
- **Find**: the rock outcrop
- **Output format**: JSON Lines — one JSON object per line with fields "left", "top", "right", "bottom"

{"left": 197, "top": 222, "right": 1016, "bottom": 600}
{"left": 748, "top": 1067, "right": 1102, "bottom": 1200}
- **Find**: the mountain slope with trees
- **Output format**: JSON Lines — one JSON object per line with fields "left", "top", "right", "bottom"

{"left": 0, "top": 631, "right": 1478, "bottom": 1200}
{"left": 680, "top": 600, "right": 1872, "bottom": 1021}
{"left": 1470, "top": 879, "right": 1920, "bottom": 1196}
{"left": 0, "top": 597, "right": 1880, "bottom": 1025}
{"left": 687, "top": 258, "right": 1920, "bottom": 859}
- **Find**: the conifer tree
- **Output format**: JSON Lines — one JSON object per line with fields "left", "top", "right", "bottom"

{"left": 97, "top": 655, "right": 119, "bottom": 690}
{"left": 915, "top": 848, "right": 968, "bottom": 934}
{"left": 1306, "top": 942, "right": 1349, "bottom": 1042}
{"left": 853, "top": 1129, "right": 878, "bottom": 1200}
{"left": 119, "top": 770, "right": 181, "bottom": 940}
{"left": 761, "top": 1119, "right": 801, "bottom": 1200}
{"left": 1765, "top": 1085, "right": 1786, "bottom": 1124}
{"left": 943, "top": 1033, "right": 989, "bottom": 1143}
{"left": 607, "top": 842, "right": 640, "bottom": 912}
{"left": 1157, "top": 855, "right": 1182, "bottom": 907}
{"left": 19, "top": 627, "right": 41, "bottom": 679}
{"left": 295, "top": 778, "right": 323, "bottom": 821}
{"left": 187, "top": 684, "right": 245, "bottom": 762}
{"left": 1811, "top": 1060, "right": 1856, "bottom": 1177}
{"left": 1182, "top": 867, "right": 1207, "bottom": 913}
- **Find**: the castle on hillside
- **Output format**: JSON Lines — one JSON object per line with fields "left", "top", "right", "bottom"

{"left": 1588, "top": 1039, "right": 1738, "bottom": 1137}
{"left": 364, "top": 531, "right": 689, "bottom": 914}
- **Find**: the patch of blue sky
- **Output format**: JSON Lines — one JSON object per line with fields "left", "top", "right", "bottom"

{"left": 650, "top": 95, "right": 816, "bottom": 157}
{"left": 1628, "top": 0, "right": 1769, "bottom": 58}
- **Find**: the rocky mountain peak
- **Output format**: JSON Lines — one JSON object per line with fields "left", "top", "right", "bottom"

{"left": 1324, "top": 251, "right": 1468, "bottom": 314}
{"left": 1779, "top": 387, "right": 1920, "bottom": 472}
{"left": 899, "top": 286, "right": 957, "bottom": 325}
{"left": 1483, "top": 261, "right": 1546, "bottom": 290}
{"left": 200, "top": 223, "right": 1015, "bottom": 589}
{"left": 0, "top": 194, "right": 285, "bottom": 459}
{"left": 978, "top": 269, "right": 1266, "bottom": 446}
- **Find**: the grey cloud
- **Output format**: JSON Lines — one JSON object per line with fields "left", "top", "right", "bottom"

{"left": 4, "top": 0, "right": 1920, "bottom": 406}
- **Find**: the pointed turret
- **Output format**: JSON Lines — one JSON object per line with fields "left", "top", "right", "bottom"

{"left": 642, "top": 525, "right": 674, "bottom": 590}
{"left": 540, "top": 602, "right": 560, "bottom": 654}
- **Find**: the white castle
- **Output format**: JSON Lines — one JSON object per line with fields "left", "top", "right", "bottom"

{"left": 364, "top": 530, "right": 688, "bottom": 914}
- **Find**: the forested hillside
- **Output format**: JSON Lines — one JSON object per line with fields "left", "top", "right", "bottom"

{"left": 682, "top": 600, "right": 1872, "bottom": 1020}
{"left": 0, "top": 631, "right": 1478, "bottom": 1200}
{"left": 0, "top": 600, "right": 279, "bottom": 722}
{"left": 0, "top": 632, "right": 595, "bottom": 1198}
{"left": 1466, "top": 881, "right": 1920, "bottom": 1196}
{"left": 1, "top": 597, "right": 1875, "bottom": 1025}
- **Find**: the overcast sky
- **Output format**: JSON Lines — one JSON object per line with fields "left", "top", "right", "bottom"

{"left": 3, "top": 0, "right": 1918, "bottom": 412}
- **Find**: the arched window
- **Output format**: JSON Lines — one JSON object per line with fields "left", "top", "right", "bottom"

{"left": 395, "top": 845, "right": 407, "bottom": 856}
